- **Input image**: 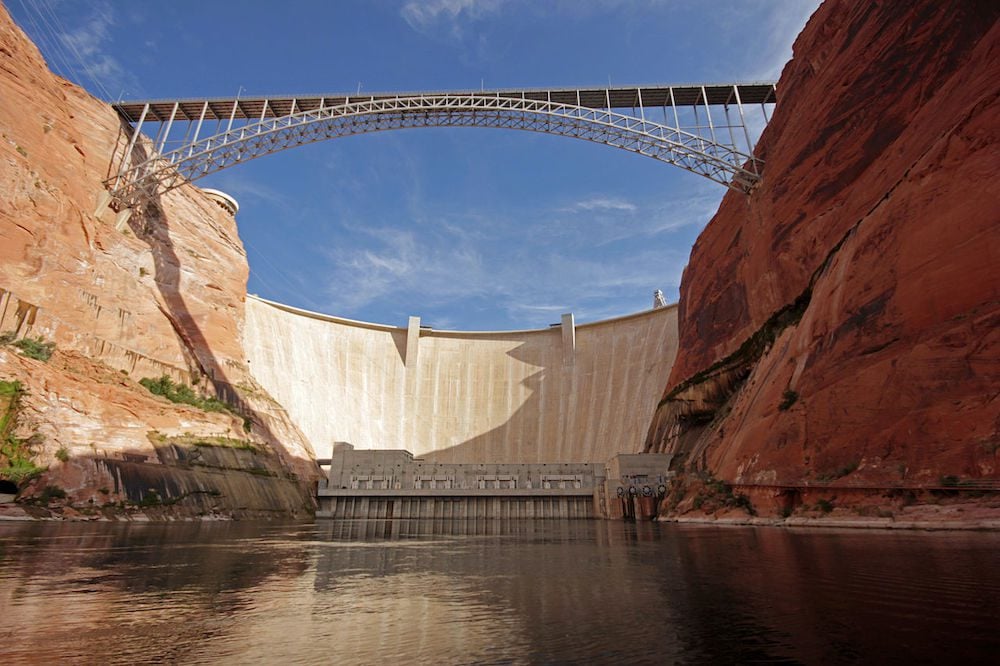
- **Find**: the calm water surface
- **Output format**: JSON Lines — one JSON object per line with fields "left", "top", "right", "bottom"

{"left": 0, "top": 519, "right": 997, "bottom": 664}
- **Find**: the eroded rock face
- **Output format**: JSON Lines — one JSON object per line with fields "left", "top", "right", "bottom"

{"left": 0, "top": 5, "right": 316, "bottom": 517}
{"left": 646, "top": 0, "right": 1000, "bottom": 513}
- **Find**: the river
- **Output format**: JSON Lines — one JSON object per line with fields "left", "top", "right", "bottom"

{"left": 0, "top": 520, "right": 997, "bottom": 664}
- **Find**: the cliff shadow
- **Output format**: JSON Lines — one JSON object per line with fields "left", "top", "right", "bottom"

{"left": 108, "top": 127, "right": 317, "bottom": 503}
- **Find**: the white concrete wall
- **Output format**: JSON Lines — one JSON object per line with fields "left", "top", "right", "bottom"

{"left": 243, "top": 296, "right": 678, "bottom": 463}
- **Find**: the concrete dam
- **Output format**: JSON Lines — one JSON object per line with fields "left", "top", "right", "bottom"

{"left": 243, "top": 295, "right": 679, "bottom": 466}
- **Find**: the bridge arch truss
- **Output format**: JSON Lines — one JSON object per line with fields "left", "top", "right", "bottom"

{"left": 108, "top": 83, "right": 776, "bottom": 207}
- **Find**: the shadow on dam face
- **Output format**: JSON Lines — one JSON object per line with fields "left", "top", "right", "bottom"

{"left": 422, "top": 341, "right": 552, "bottom": 464}
{"left": 242, "top": 296, "right": 680, "bottom": 464}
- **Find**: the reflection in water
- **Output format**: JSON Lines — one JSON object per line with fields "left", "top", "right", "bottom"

{"left": 0, "top": 520, "right": 998, "bottom": 664}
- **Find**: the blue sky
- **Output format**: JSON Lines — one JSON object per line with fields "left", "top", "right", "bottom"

{"left": 8, "top": 0, "right": 820, "bottom": 330}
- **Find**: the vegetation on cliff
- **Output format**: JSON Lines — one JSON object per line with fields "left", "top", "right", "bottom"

{"left": 147, "top": 431, "right": 259, "bottom": 453}
{"left": 0, "top": 379, "right": 45, "bottom": 484}
{"left": 139, "top": 375, "right": 253, "bottom": 433}
{"left": 662, "top": 469, "right": 756, "bottom": 517}
{"left": 139, "top": 375, "right": 229, "bottom": 412}
{"left": 0, "top": 332, "right": 55, "bottom": 362}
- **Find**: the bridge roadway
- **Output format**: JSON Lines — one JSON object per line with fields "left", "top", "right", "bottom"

{"left": 106, "top": 82, "right": 778, "bottom": 205}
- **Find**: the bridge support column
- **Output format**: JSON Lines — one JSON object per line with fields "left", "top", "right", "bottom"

{"left": 93, "top": 190, "right": 113, "bottom": 218}
{"left": 112, "top": 102, "right": 149, "bottom": 192}
{"left": 114, "top": 208, "right": 133, "bottom": 232}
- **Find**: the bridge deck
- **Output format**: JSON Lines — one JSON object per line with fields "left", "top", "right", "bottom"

{"left": 113, "top": 82, "right": 777, "bottom": 122}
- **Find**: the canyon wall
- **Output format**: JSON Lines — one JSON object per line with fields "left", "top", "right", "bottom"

{"left": 0, "top": 5, "right": 316, "bottom": 517}
{"left": 646, "top": 0, "right": 999, "bottom": 508}
{"left": 245, "top": 297, "right": 678, "bottom": 463}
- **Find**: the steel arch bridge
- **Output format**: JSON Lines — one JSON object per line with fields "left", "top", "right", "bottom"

{"left": 107, "top": 83, "right": 777, "bottom": 208}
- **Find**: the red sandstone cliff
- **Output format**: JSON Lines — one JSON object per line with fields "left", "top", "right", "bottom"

{"left": 0, "top": 5, "right": 316, "bottom": 517}
{"left": 646, "top": 0, "right": 999, "bottom": 518}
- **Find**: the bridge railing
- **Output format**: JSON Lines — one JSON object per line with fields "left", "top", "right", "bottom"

{"left": 106, "top": 83, "right": 777, "bottom": 207}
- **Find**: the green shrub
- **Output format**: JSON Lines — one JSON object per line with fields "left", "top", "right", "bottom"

{"left": 778, "top": 389, "right": 798, "bottom": 411}
{"left": 706, "top": 478, "right": 727, "bottom": 495}
{"left": 55, "top": 447, "right": 70, "bottom": 462}
{"left": 0, "top": 379, "right": 22, "bottom": 403}
{"left": 39, "top": 485, "right": 66, "bottom": 502}
{"left": 138, "top": 489, "right": 162, "bottom": 507}
{"left": 816, "top": 498, "right": 834, "bottom": 513}
{"left": 818, "top": 460, "right": 859, "bottom": 481}
{"left": 1, "top": 382, "right": 45, "bottom": 484}
{"left": 10, "top": 336, "right": 56, "bottom": 362}
{"left": 732, "top": 492, "right": 756, "bottom": 515}
{"left": 0, "top": 458, "right": 46, "bottom": 484}
{"left": 192, "top": 437, "right": 257, "bottom": 452}
{"left": 689, "top": 471, "right": 756, "bottom": 516}
{"left": 139, "top": 375, "right": 229, "bottom": 413}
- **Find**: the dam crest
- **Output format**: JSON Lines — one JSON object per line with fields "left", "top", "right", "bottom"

{"left": 243, "top": 294, "right": 680, "bottom": 469}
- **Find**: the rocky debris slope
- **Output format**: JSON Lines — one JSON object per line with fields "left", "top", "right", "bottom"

{"left": 646, "top": 0, "right": 1000, "bottom": 520}
{"left": 0, "top": 5, "right": 316, "bottom": 518}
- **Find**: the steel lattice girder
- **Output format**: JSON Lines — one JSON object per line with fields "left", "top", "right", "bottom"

{"left": 110, "top": 94, "right": 765, "bottom": 206}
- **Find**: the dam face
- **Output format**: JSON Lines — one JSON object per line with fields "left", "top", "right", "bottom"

{"left": 244, "top": 297, "right": 679, "bottom": 463}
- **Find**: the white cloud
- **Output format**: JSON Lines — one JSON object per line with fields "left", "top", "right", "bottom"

{"left": 49, "top": 1, "right": 137, "bottom": 98}
{"left": 544, "top": 186, "right": 719, "bottom": 249}
{"left": 752, "top": 0, "right": 823, "bottom": 80}
{"left": 322, "top": 226, "right": 488, "bottom": 314}
{"left": 401, "top": 0, "right": 507, "bottom": 34}
{"left": 492, "top": 246, "right": 687, "bottom": 325}
{"left": 641, "top": 191, "right": 720, "bottom": 234}
{"left": 312, "top": 194, "right": 695, "bottom": 328}
{"left": 560, "top": 196, "right": 637, "bottom": 213}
